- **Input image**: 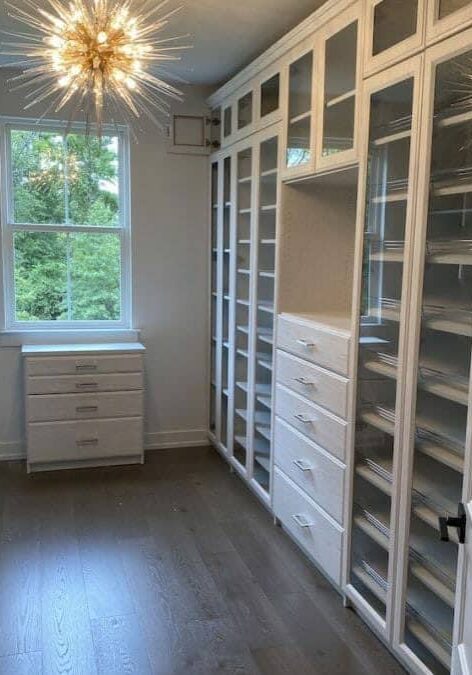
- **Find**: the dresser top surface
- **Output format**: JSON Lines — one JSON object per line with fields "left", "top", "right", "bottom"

{"left": 21, "top": 342, "right": 145, "bottom": 357}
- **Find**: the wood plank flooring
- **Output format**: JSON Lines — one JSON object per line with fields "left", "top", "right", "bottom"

{"left": 0, "top": 447, "right": 406, "bottom": 675}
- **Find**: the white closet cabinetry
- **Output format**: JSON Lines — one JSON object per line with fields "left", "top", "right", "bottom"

{"left": 209, "top": 125, "right": 281, "bottom": 504}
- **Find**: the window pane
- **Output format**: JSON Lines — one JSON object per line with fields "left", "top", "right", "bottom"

{"left": 66, "top": 135, "right": 120, "bottom": 226}
{"left": 13, "top": 231, "right": 121, "bottom": 322}
{"left": 70, "top": 233, "right": 121, "bottom": 320}
{"left": 11, "top": 131, "right": 66, "bottom": 224}
{"left": 10, "top": 130, "right": 120, "bottom": 226}
{"left": 14, "top": 231, "right": 68, "bottom": 321}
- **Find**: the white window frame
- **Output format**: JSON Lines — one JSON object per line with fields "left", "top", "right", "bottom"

{"left": 0, "top": 116, "right": 132, "bottom": 331}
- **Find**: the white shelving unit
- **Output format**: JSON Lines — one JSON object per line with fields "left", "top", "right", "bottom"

{"left": 207, "top": 2, "right": 472, "bottom": 674}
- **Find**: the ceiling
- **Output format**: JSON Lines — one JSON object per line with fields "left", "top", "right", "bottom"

{"left": 0, "top": 0, "right": 328, "bottom": 87}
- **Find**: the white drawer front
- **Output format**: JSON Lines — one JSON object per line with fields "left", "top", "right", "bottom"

{"left": 27, "top": 391, "right": 143, "bottom": 423}
{"left": 273, "top": 468, "right": 343, "bottom": 585}
{"left": 274, "top": 418, "right": 345, "bottom": 524}
{"left": 275, "top": 384, "right": 347, "bottom": 462}
{"left": 277, "top": 316, "right": 350, "bottom": 376}
{"left": 276, "top": 350, "right": 349, "bottom": 419}
{"left": 27, "top": 372, "right": 143, "bottom": 395}
{"left": 26, "top": 354, "right": 142, "bottom": 377}
{"left": 28, "top": 417, "right": 143, "bottom": 464}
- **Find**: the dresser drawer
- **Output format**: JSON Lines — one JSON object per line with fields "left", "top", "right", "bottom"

{"left": 275, "top": 384, "right": 347, "bottom": 461}
{"left": 27, "top": 391, "right": 143, "bottom": 423}
{"left": 26, "top": 354, "right": 142, "bottom": 377}
{"left": 276, "top": 350, "right": 349, "bottom": 419}
{"left": 277, "top": 315, "right": 350, "bottom": 376}
{"left": 273, "top": 468, "right": 343, "bottom": 585}
{"left": 26, "top": 372, "right": 143, "bottom": 395}
{"left": 274, "top": 418, "right": 345, "bottom": 524}
{"left": 28, "top": 417, "right": 143, "bottom": 465}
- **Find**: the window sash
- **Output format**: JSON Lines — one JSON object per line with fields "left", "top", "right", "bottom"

{"left": 0, "top": 117, "right": 131, "bottom": 330}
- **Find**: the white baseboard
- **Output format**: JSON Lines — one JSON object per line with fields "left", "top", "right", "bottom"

{"left": 145, "top": 428, "right": 209, "bottom": 450}
{"left": 0, "top": 441, "right": 25, "bottom": 461}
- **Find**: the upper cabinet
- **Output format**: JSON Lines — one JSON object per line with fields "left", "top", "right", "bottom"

{"left": 317, "top": 4, "right": 361, "bottom": 171}
{"left": 282, "top": 5, "right": 362, "bottom": 179}
{"left": 427, "top": 0, "right": 472, "bottom": 42}
{"left": 283, "top": 44, "right": 316, "bottom": 178}
{"left": 364, "top": 0, "right": 426, "bottom": 77}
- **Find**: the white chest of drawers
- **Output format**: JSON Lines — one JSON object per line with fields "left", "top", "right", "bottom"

{"left": 22, "top": 343, "right": 145, "bottom": 473}
{"left": 273, "top": 313, "right": 351, "bottom": 586}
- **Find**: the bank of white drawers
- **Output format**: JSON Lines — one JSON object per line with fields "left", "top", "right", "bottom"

{"left": 22, "top": 343, "right": 145, "bottom": 472}
{"left": 273, "top": 314, "right": 351, "bottom": 586}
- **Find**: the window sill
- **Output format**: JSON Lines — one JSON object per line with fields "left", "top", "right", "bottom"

{"left": 0, "top": 328, "right": 140, "bottom": 348}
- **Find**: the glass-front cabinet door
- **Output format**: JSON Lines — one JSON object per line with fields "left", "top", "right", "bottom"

{"left": 283, "top": 45, "right": 315, "bottom": 178}
{"left": 250, "top": 133, "right": 279, "bottom": 499}
{"left": 318, "top": 5, "right": 360, "bottom": 170}
{"left": 232, "top": 146, "right": 254, "bottom": 474}
{"left": 365, "top": 0, "right": 425, "bottom": 76}
{"left": 210, "top": 161, "right": 220, "bottom": 441}
{"left": 348, "top": 58, "right": 422, "bottom": 633}
{"left": 220, "top": 156, "right": 232, "bottom": 451}
{"left": 427, "top": 0, "right": 472, "bottom": 42}
{"left": 397, "top": 38, "right": 472, "bottom": 675}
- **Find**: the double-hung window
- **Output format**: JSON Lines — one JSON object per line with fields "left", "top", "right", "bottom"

{"left": 0, "top": 120, "right": 131, "bottom": 330}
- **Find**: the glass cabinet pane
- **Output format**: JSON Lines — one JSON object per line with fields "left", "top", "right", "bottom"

{"left": 261, "top": 74, "right": 280, "bottom": 118}
{"left": 287, "top": 52, "right": 313, "bottom": 168}
{"left": 224, "top": 106, "right": 232, "bottom": 138}
{"left": 233, "top": 147, "right": 253, "bottom": 470}
{"left": 252, "top": 136, "right": 278, "bottom": 493}
{"left": 210, "top": 162, "right": 219, "bottom": 435}
{"left": 322, "top": 22, "right": 358, "bottom": 157}
{"left": 221, "top": 157, "right": 232, "bottom": 449}
{"left": 350, "top": 78, "right": 415, "bottom": 621}
{"left": 438, "top": 0, "right": 471, "bottom": 18}
{"left": 238, "top": 92, "right": 253, "bottom": 130}
{"left": 402, "top": 49, "right": 472, "bottom": 675}
{"left": 372, "top": 0, "right": 418, "bottom": 56}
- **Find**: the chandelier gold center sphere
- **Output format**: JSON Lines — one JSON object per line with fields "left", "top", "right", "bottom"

{"left": 3, "top": 0, "right": 189, "bottom": 133}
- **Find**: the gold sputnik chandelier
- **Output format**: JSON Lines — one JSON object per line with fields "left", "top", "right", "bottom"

{"left": 2, "top": 0, "right": 190, "bottom": 134}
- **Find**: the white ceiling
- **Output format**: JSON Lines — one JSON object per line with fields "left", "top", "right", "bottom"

{"left": 0, "top": 0, "right": 328, "bottom": 87}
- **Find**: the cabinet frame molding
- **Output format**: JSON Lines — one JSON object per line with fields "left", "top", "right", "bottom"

{"left": 343, "top": 53, "right": 426, "bottom": 646}
{"left": 393, "top": 28, "right": 472, "bottom": 674}
{"left": 363, "top": 0, "right": 427, "bottom": 78}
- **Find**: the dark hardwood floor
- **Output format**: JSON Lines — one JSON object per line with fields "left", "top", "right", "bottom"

{"left": 0, "top": 447, "right": 405, "bottom": 675}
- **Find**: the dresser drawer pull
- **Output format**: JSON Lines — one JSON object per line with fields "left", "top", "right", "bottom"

{"left": 294, "top": 377, "right": 316, "bottom": 387}
{"left": 75, "top": 364, "right": 97, "bottom": 372}
{"left": 76, "top": 382, "right": 99, "bottom": 390}
{"left": 294, "top": 413, "right": 316, "bottom": 424}
{"left": 76, "top": 406, "right": 99, "bottom": 413}
{"left": 292, "top": 513, "right": 313, "bottom": 529}
{"left": 296, "top": 338, "right": 315, "bottom": 348}
{"left": 76, "top": 438, "right": 99, "bottom": 447}
{"left": 293, "top": 458, "right": 313, "bottom": 472}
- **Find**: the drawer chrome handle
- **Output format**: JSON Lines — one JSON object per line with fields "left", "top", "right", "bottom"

{"left": 76, "top": 406, "right": 98, "bottom": 413}
{"left": 294, "top": 413, "right": 316, "bottom": 424}
{"left": 293, "top": 459, "right": 312, "bottom": 472}
{"left": 292, "top": 514, "right": 313, "bottom": 529}
{"left": 76, "top": 382, "right": 99, "bottom": 389}
{"left": 296, "top": 338, "right": 315, "bottom": 348}
{"left": 75, "top": 364, "right": 97, "bottom": 371}
{"left": 76, "top": 438, "right": 99, "bottom": 447}
{"left": 294, "top": 377, "right": 316, "bottom": 387}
